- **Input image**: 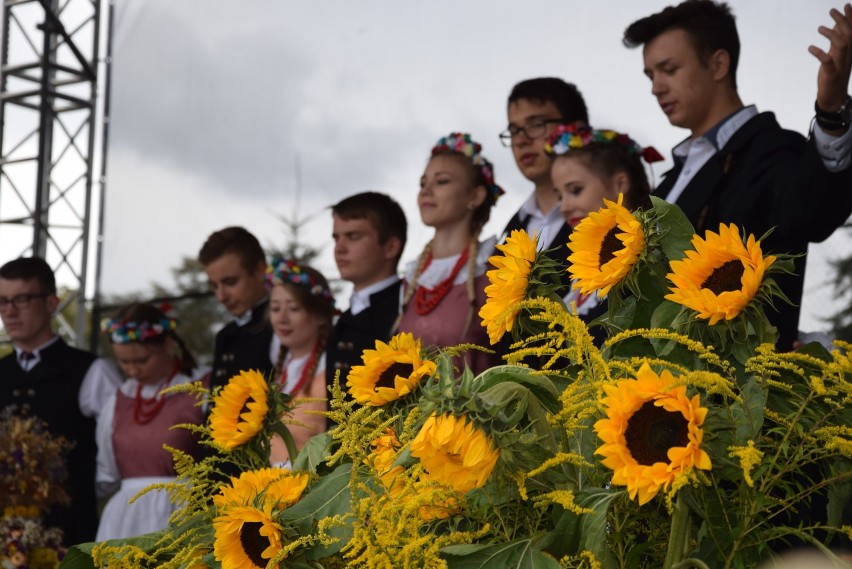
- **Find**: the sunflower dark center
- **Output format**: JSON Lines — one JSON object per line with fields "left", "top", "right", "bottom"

{"left": 624, "top": 401, "right": 689, "bottom": 466}
{"left": 701, "top": 260, "right": 744, "bottom": 294}
{"left": 239, "top": 521, "right": 269, "bottom": 568}
{"left": 377, "top": 362, "right": 414, "bottom": 389}
{"left": 599, "top": 227, "right": 622, "bottom": 268}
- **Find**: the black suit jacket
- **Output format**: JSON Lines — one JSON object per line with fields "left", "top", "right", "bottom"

{"left": 211, "top": 299, "right": 275, "bottom": 391}
{"left": 0, "top": 339, "right": 98, "bottom": 545}
{"left": 655, "top": 112, "right": 852, "bottom": 349}
{"left": 326, "top": 280, "right": 402, "bottom": 391}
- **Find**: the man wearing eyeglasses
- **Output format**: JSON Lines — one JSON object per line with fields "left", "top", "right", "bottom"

{"left": 0, "top": 256, "right": 121, "bottom": 545}
{"left": 498, "top": 77, "right": 589, "bottom": 271}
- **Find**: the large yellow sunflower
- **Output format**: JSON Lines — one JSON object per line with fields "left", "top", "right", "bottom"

{"left": 410, "top": 413, "right": 499, "bottom": 495}
{"left": 209, "top": 370, "right": 269, "bottom": 450}
{"left": 213, "top": 504, "right": 283, "bottom": 569}
{"left": 665, "top": 223, "right": 776, "bottom": 324}
{"left": 594, "top": 363, "right": 711, "bottom": 505}
{"left": 214, "top": 468, "right": 310, "bottom": 512}
{"left": 347, "top": 333, "right": 437, "bottom": 406}
{"left": 567, "top": 194, "right": 645, "bottom": 297}
{"left": 479, "top": 229, "right": 537, "bottom": 344}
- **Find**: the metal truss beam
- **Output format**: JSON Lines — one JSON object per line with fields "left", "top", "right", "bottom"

{"left": 1, "top": 0, "right": 109, "bottom": 347}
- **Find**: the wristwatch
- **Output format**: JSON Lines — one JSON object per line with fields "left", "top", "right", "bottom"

{"left": 814, "top": 94, "right": 852, "bottom": 131}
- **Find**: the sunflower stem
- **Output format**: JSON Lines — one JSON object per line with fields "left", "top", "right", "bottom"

{"left": 664, "top": 495, "right": 690, "bottom": 569}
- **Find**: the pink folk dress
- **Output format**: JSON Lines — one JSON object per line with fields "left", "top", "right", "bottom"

{"left": 397, "top": 237, "right": 499, "bottom": 376}
{"left": 95, "top": 368, "right": 209, "bottom": 541}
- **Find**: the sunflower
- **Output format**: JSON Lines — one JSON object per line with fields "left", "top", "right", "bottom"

{"left": 567, "top": 194, "right": 645, "bottom": 297}
{"left": 214, "top": 468, "right": 310, "bottom": 511}
{"left": 209, "top": 370, "right": 270, "bottom": 450}
{"left": 665, "top": 223, "right": 776, "bottom": 325}
{"left": 479, "top": 229, "right": 537, "bottom": 344}
{"left": 594, "top": 363, "right": 711, "bottom": 505}
{"left": 365, "top": 429, "right": 405, "bottom": 497}
{"left": 410, "top": 413, "right": 499, "bottom": 495}
{"left": 213, "top": 504, "right": 284, "bottom": 569}
{"left": 347, "top": 333, "right": 437, "bottom": 406}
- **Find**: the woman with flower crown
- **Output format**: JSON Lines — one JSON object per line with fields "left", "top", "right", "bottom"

{"left": 95, "top": 302, "right": 210, "bottom": 541}
{"left": 265, "top": 257, "right": 336, "bottom": 466}
{"left": 545, "top": 124, "right": 660, "bottom": 341}
{"left": 396, "top": 133, "right": 504, "bottom": 375}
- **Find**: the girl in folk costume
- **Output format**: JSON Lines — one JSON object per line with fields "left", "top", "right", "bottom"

{"left": 265, "top": 257, "right": 335, "bottom": 466}
{"left": 397, "top": 132, "right": 505, "bottom": 375}
{"left": 96, "top": 303, "right": 210, "bottom": 541}
{"left": 546, "top": 124, "right": 659, "bottom": 340}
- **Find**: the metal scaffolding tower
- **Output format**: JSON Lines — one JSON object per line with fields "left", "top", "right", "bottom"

{"left": 0, "top": 0, "right": 110, "bottom": 346}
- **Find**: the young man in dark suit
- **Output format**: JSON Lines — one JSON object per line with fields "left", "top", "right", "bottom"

{"left": 326, "top": 192, "right": 406, "bottom": 392}
{"left": 199, "top": 226, "right": 275, "bottom": 391}
{"left": 498, "top": 78, "right": 590, "bottom": 274}
{"left": 624, "top": 1, "right": 852, "bottom": 351}
{"left": 0, "top": 257, "right": 121, "bottom": 545}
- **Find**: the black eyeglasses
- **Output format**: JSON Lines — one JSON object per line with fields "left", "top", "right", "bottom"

{"left": 0, "top": 293, "right": 49, "bottom": 310}
{"left": 498, "top": 118, "right": 565, "bottom": 147}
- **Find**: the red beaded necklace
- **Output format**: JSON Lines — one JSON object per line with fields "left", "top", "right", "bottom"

{"left": 134, "top": 360, "right": 180, "bottom": 425}
{"left": 279, "top": 340, "right": 322, "bottom": 395}
{"left": 413, "top": 244, "right": 470, "bottom": 315}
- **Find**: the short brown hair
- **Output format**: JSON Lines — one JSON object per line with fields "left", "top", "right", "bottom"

{"left": 331, "top": 192, "right": 407, "bottom": 265}
{"left": 0, "top": 257, "right": 56, "bottom": 294}
{"left": 198, "top": 226, "right": 265, "bottom": 271}
{"left": 623, "top": 0, "right": 740, "bottom": 90}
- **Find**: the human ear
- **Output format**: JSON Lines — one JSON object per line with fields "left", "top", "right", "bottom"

{"left": 611, "top": 171, "right": 630, "bottom": 199}
{"left": 710, "top": 49, "right": 731, "bottom": 83}
{"left": 46, "top": 294, "right": 60, "bottom": 315}
{"left": 468, "top": 185, "right": 487, "bottom": 210}
{"left": 383, "top": 236, "right": 402, "bottom": 261}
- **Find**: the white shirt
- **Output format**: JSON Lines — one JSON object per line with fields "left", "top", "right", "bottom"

{"left": 404, "top": 236, "right": 497, "bottom": 288}
{"left": 510, "top": 191, "right": 565, "bottom": 252}
{"left": 667, "top": 105, "right": 852, "bottom": 204}
{"left": 349, "top": 275, "right": 401, "bottom": 316}
{"left": 15, "top": 336, "right": 122, "bottom": 419}
{"left": 278, "top": 350, "right": 326, "bottom": 395}
{"left": 95, "top": 367, "right": 209, "bottom": 487}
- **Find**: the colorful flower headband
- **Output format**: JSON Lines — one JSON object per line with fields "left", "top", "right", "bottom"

{"left": 544, "top": 124, "right": 664, "bottom": 163}
{"left": 265, "top": 257, "right": 336, "bottom": 307}
{"left": 100, "top": 317, "right": 177, "bottom": 344}
{"left": 431, "top": 132, "right": 506, "bottom": 202}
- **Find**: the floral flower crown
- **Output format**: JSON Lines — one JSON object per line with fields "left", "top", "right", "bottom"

{"left": 100, "top": 316, "right": 177, "bottom": 344}
{"left": 265, "top": 257, "right": 336, "bottom": 307}
{"left": 431, "top": 132, "right": 506, "bottom": 203}
{"left": 544, "top": 124, "right": 664, "bottom": 163}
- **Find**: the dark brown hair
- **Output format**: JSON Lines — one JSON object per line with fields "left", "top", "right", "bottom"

{"left": 0, "top": 257, "right": 56, "bottom": 294}
{"left": 198, "top": 226, "right": 265, "bottom": 272}
{"left": 331, "top": 192, "right": 407, "bottom": 265}
{"left": 623, "top": 0, "right": 740, "bottom": 90}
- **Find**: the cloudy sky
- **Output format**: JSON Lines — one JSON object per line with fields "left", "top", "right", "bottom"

{"left": 85, "top": 0, "right": 851, "bottom": 332}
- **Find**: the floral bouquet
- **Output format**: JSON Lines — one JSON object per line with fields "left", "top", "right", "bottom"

{"left": 0, "top": 409, "right": 72, "bottom": 569}
{"left": 62, "top": 196, "right": 851, "bottom": 569}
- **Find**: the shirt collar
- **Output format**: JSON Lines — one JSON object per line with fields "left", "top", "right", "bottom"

{"left": 517, "top": 190, "right": 563, "bottom": 224}
{"left": 349, "top": 275, "right": 400, "bottom": 316}
{"left": 672, "top": 105, "right": 758, "bottom": 164}
{"left": 234, "top": 296, "right": 268, "bottom": 326}
{"left": 14, "top": 335, "right": 59, "bottom": 358}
